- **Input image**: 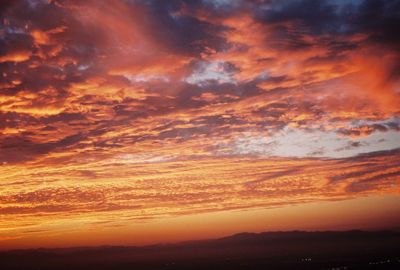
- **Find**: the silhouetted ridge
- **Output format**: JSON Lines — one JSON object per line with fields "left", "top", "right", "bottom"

{"left": 1, "top": 231, "right": 399, "bottom": 270}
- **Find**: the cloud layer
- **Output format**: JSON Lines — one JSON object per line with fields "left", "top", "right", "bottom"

{"left": 0, "top": 0, "right": 399, "bottom": 247}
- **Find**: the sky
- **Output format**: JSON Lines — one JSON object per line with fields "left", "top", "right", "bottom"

{"left": 0, "top": 0, "right": 399, "bottom": 250}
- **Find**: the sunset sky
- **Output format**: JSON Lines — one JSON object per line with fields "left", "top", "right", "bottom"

{"left": 1, "top": 0, "right": 400, "bottom": 250}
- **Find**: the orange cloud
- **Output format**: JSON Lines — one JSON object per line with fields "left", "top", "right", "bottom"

{"left": 1, "top": 0, "right": 399, "bottom": 250}
{"left": 0, "top": 149, "right": 399, "bottom": 248}
{"left": 0, "top": 51, "right": 30, "bottom": 63}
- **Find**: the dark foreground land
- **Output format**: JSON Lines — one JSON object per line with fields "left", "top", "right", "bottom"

{"left": 1, "top": 231, "right": 400, "bottom": 270}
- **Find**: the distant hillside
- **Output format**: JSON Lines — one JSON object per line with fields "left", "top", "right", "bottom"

{"left": 1, "top": 231, "right": 400, "bottom": 270}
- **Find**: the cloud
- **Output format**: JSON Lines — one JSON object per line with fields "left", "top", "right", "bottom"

{"left": 0, "top": 0, "right": 398, "bottom": 161}
{"left": 0, "top": 149, "right": 398, "bottom": 226}
{"left": 337, "top": 120, "right": 400, "bottom": 137}
{"left": 0, "top": 0, "right": 399, "bottom": 247}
